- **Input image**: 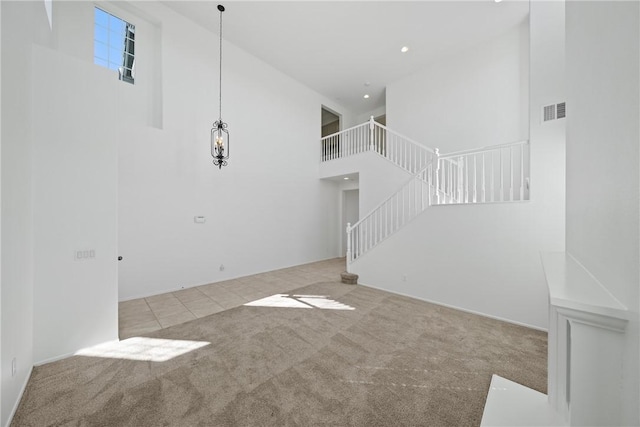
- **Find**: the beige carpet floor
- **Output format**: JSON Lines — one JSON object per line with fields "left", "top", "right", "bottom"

{"left": 12, "top": 281, "right": 547, "bottom": 426}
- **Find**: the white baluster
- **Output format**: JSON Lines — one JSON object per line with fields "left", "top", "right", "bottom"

{"left": 404, "top": 141, "right": 408, "bottom": 171}
{"left": 520, "top": 144, "right": 525, "bottom": 200}
{"left": 410, "top": 145, "right": 414, "bottom": 173}
{"left": 325, "top": 138, "right": 328, "bottom": 161}
{"left": 481, "top": 153, "right": 486, "bottom": 203}
{"left": 330, "top": 137, "right": 333, "bottom": 160}
{"left": 455, "top": 157, "right": 461, "bottom": 203}
{"left": 462, "top": 157, "right": 467, "bottom": 203}
{"left": 491, "top": 152, "right": 495, "bottom": 202}
{"left": 334, "top": 135, "right": 337, "bottom": 160}
{"left": 434, "top": 149, "right": 441, "bottom": 205}
{"left": 427, "top": 165, "right": 433, "bottom": 206}
{"left": 473, "top": 155, "right": 478, "bottom": 203}
{"left": 500, "top": 149, "right": 504, "bottom": 202}
{"left": 346, "top": 222, "right": 352, "bottom": 268}
{"left": 387, "top": 201, "right": 390, "bottom": 238}
{"left": 364, "top": 219, "right": 368, "bottom": 253}
{"left": 451, "top": 162, "right": 455, "bottom": 203}
{"left": 509, "top": 147, "right": 514, "bottom": 201}
{"left": 420, "top": 175, "right": 424, "bottom": 211}
{"left": 401, "top": 187, "right": 405, "bottom": 226}
{"left": 369, "top": 116, "right": 375, "bottom": 150}
{"left": 374, "top": 211, "right": 378, "bottom": 247}
{"left": 396, "top": 191, "right": 400, "bottom": 229}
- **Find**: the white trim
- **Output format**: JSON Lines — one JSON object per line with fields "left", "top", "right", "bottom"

{"left": 358, "top": 282, "right": 547, "bottom": 332}
{"left": 432, "top": 199, "right": 530, "bottom": 207}
{"left": 119, "top": 256, "right": 346, "bottom": 302}
{"left": 439, "top": 140, "right": 529, "bottom": 159}
{"left": 4, "top": 366, "right": 33, "bottom": 427}
{"left": 34, "top": 352, "right": 75, "bottom": 366}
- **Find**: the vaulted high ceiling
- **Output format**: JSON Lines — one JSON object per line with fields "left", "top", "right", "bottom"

{"left": 162, "top": 1, "right": 529, "bottom": 116}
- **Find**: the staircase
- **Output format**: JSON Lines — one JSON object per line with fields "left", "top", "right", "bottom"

{"left": 321, "top": 117, "right": 435, "bottom": 174}
{"left": 321, "top": 117, "right": 530, "bottom": 267}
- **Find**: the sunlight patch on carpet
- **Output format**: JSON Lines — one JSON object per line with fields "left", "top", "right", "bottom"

{"left": 244, "top": 294, "right": 355, "bottom": 310}
{"left": 75, "top": 337, "right": 210, "bottom": 362}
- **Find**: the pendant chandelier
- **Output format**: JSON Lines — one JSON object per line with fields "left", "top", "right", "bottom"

{"left": 211, "top": 4, "right": 229, "bottom": 169}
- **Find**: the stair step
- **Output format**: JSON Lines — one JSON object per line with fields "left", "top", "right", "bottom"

{"left": 341, "top": 272, "right": 358, "bottom": 285}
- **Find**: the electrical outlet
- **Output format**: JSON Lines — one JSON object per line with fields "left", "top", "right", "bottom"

{"left": 219, "top": 264, "right": 225, "bottom": 272}
{"left": 11, "top": 357, "right": 16, "bottom": 377}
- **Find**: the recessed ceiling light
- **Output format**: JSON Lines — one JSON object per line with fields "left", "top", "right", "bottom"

{"left": 364, "top": 94, "right": 370, "bottom": 99}
{"left": 401, "top": 46, "right": 409, "bottom": 53}
{"left": 344, "top": 177, "right": 349, "bottom": 180}
{"left": 494, "top": 0, "right": 503, "bottom": 3}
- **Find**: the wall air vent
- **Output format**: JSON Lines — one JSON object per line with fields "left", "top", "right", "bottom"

{"left": 543, "top": 104, "right": 556, "bottom": 122}
{"left": 556, "top": 102, "right": 566, "bottom": 119}
{"left": 542, "top": 102, "right": 566, "bottom": 122}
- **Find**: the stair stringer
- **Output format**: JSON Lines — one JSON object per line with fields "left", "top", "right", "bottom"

{"left": 320, "top": 150, "right": 416, "bottom": 215}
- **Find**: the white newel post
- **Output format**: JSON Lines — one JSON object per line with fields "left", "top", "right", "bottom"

{"left": 369, "top": 116, "right": 375, "bottom": 150}
{"left": 542, "top": 252, "right": 629, "bottom": 426}
{"left": 345, "top": 222, "right": 352, "bottom": 272}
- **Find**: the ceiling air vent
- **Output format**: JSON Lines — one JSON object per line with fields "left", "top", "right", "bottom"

{"left": 542, "top": 102, "right": 566, "bottom": 122}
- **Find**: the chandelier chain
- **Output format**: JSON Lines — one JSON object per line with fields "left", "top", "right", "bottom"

{"left": 218, "top": 7, "right": 223, "bottom": 122}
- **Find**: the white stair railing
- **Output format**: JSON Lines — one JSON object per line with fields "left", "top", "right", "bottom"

{"left": 371, "top": 122, "right": 436, "bottom": 174}
{"left": 325, "top": 123, "right": 532, "bottom": 265}
{"left": 344, "top": 140, "right": 531, "bottom": 267}
{"left": 436, "top": 140, "right": 530, "bottom": 204}
{"left": 321, "top": 122, "right": 370, "bottom": 161}
{"left": 346, "top": 163, "right": 434, "bottom": 264}
{"left": 321, "top": 117, "right": 436, "bottom": 174}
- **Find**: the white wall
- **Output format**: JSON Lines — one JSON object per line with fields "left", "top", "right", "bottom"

{"left": 354, "top": 202, "right": 550, "bottom": 328}
{"left": 31, "top": 45, "right": 119, "bottom": 363}
{"left": 351, "top": 11, "right": 567, "bottom": 330}
{"left": 114, "top": 2, "right": 352, "bottom": 300}
{"left": 529, "top": 1, "right": 566, "bottom": 254}
{"left": 0, "top": 1, "right": 123, "bottom": 368}
{"left": 387, "top": 21, "right": 529, "bottom": 153}
{"left": 565, "top": 1, "right": 639, "bottom": 424}
{"left": 355, "top": 106, "right": 386, "bottom": 125}
{"left": 0, "top": 0, "right": 3, "bottom": 420}
{"left": 320, "top": 151, "right": 413, "bottom": 219}
{"left": 0, "top": 2, "right": 52, "bottom": 424}
{"left": 0, "top": 0, "right": 352, "bottom": 421}
{"left": 342, "top": 189, "right": 359, "bottom": 256}
{"left": 54, "top": 1, "right": 163, "bottom": 129}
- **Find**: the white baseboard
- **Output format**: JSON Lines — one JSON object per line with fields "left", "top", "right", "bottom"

{"left": 4, "top": 365, "right": 34, "bottom": 427}
{"left": 119, "top": 256, "right": 345, "bottom": 302}
{"left": 34, "top": 338, "right": 121, "bottom": 366}
{"left": 34, "top": 352, "right": 74, "bottom": 366}
{"left": 359, "top": 282, "right": 548, "bottom": 332}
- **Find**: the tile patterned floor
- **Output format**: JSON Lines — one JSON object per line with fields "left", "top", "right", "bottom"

{"left": 119, "top": 258, "right": 346, "bottom": 339}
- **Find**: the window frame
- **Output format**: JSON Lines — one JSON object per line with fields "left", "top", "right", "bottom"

{"left": 93, "top": 6, "right": 136, "bottom": 85}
